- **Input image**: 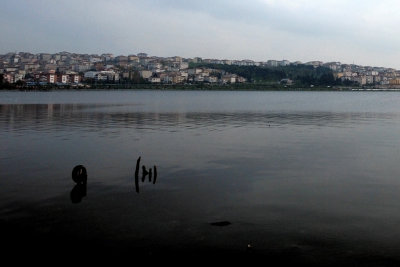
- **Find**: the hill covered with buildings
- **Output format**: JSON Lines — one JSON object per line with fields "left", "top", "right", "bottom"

{"left": 1, "top": 51, "right": 400, "bottom": 89}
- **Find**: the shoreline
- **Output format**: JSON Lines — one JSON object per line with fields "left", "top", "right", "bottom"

{"left": 2, "top": 87, "right": 400, "bottom": 92}
{"left": 2, "top": 82, "right": 400, "bottom": 92}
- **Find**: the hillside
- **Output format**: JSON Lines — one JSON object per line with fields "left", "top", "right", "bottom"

{"left": 189, "top": 63, "right": 353, "bottom": 86}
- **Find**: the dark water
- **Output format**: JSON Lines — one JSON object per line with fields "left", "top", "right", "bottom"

{"left": 2, "top": 90, "right": 400, "bottom": 264}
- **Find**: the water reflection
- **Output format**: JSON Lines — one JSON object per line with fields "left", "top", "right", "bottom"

{"left": 70, "top": 183, "right": 87, "bottom": 204}
{"left": 3, "top": 92, "right": 400, "bottom": 264}
{"left": 0, "top": 103, "right": 397, "bottom": 134}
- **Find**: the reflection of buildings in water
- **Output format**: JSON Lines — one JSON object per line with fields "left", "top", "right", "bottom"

{"left": 177, "top": 112, "right": 187, "bottom": 124}
{"left": 47, "top": 104, "right": 53, "bottom": 118}
{"left": 1, "top": 103, "right": 396, "bottom": 133}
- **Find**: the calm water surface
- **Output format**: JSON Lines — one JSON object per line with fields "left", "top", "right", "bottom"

{"left": 1, "top": 90, "right": 400, "bottom": 264}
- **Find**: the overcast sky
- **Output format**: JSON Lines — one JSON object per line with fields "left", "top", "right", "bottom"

{"left": 1, "top": 0, "right": 400, "bottom": 68}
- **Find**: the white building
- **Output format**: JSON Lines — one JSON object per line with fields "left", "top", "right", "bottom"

{"left": 149, "top": 77, "right": 161, "bottom": 83}
{"left": 204, "top": 76, "right": 218, "bottom": 83}
{"left": 180, "top": 62, "right": 189, "bottom": 69}
{"left": 188, "top": 68, "right": 202, "bottom": 75}
{"left": 60, "top": 74, "right": 68, "bottom": 83}
{"left": 139, "top": 70, "right": 153, "bottom": 79}
{"left": 278, "top": 60, "right": 290, "bottom": 66}
{"left": 267, "top": 60, "right": 278, "bottom": 67}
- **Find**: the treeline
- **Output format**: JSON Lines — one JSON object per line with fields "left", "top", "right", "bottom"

{"left": 0, "top": 74, "right": 4, "bottom": 88}
{"left": 190, "top": 63, "right": 357, "bottom": 86}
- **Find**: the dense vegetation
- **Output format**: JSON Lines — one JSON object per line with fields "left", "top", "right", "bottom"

{"left": 190, "top": 63, "right": 356, "bottom": 87}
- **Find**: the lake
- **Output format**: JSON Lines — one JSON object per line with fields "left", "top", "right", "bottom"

{"left": 1, "top": 90, "right": 400, "bottom": 265}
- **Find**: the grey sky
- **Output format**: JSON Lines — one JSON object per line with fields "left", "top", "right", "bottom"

{"left": 1, "top": 0, "right": 400, "bottom": 68}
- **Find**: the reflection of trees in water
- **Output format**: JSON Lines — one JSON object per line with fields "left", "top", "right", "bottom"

{"left": 0, "top": 104, "right": 397, "bottom": 133}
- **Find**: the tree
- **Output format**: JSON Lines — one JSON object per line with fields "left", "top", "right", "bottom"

{"left": 131, "top": 70, "right": 144, "bottom": 83}
{"left": 0, "top": 74, "right": 5, "bottom": 89}
{"left": 15, "top": 80, "right": 25, "bottom": 88}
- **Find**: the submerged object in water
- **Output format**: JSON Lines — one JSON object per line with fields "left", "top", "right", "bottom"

{"left": 210, "top": 221, "right": 231, "bottom": 227}
{"left": 72, "top": 165, "right": 87, "bottom": 184}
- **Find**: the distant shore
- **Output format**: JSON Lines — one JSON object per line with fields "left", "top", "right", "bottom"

{"left": 3, "top": 83, "right": 400, "bottom": 91}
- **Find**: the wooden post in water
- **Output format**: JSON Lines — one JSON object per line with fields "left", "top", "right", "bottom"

{"left": 134, "top": 157, "right": 141, "bottom": 193}
{"left": 142, "top": 166, "right": 148, "bottom": 182}
{"left": 153, "top": 165, "right": 157, "bottom": 184}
